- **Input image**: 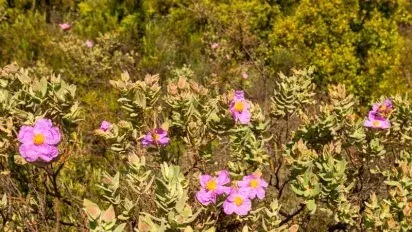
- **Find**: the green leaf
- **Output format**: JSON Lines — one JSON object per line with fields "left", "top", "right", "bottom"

{"left": 83, "top": 199, "right": 101, "bottom": 220}
{"left": 384, "top": 181, "right": 400, "bottom": 187}
{"left": 101, "top": 205, "right": 116, "bottom": 222}
{"left": 113, "top": 223, "right": 126, "bottom": 232}
{"left": 306, "top": 199, "right": 317, "bottom": 214}
{"left": 40, "top": 77, "right": 47, "bottom": 97}
{"left": 242, "top": 225, "right": 249, "bottom": 232}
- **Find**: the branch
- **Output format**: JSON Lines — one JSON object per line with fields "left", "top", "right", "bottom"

{"left": 279, "top": 203, "right": 305, "bottom": 226}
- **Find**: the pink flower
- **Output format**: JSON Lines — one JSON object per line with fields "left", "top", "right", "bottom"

{"left": 364, "top": 112, "right": 391, "bottom": 129}
{"left": 223, "top": 188, "right": 252, "bottom": 216}
{"left": 196, "top": 170, "right": 231, "bottom": 205}
{"left": 86, "top": 40, "right": 94, "bottom": 48}
{"left": 141, "top": 128, "right": 170, "bottom": 147}
{"left": 59, "top": 23, "right": 70, "bottom": 30}
{"left": 229, "top": 90, "right": 251, "bottom": 124}
{"left": 371, "top": 98, "right": 393, "bottom": 120}
{"left": 18, "top": 119, "right": 61, "bottom": 163}
{"left": 211, "top": 43, "right": 219, "bottom": 49}
{"left": 242, "top": 72, "right": 248, "bottom": 79}
{"left": 100, "top": 121, "right": 111, "bottom": 131}
{"left": 237, "top": 173, "right": 268, "bottom": 200}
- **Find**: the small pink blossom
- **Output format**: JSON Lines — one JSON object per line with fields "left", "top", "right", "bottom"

{"left": 86, "top": 40, "right": 94, "bottom": 48}
{"left": 196, "top": 170, "right": 231, "bottom": 206}
{"left": 229, "top": 90, "right": 251, "bottom": 124}
{"left": 242, "top": 72, "right": 248, "bottom": 79}
{"left": 100, "top": 121, "right": 111, "bottom": 131}
{"left": 222, "top": 188, "right": 252, "bottom": 216}
{"left": 371, "top": 98, "right": 393, "bottom": 120}
{"left": 59, "top": 23, "right": 71, "bottom": 30}
{"left": 237, "top": 172, "right": 268, "bottom": 200}
{"left": 211, "top": 43, "right": 219, "bottom": 49}
{"left": 141, "top": 128, "right": 170, "bottom": 147}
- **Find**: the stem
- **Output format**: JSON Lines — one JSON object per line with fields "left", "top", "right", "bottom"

{"left": 44, "top": 165, "right": 62, "bottom": 232}
{"left": 279, "top": 203, "right": 305, "bottom": 226}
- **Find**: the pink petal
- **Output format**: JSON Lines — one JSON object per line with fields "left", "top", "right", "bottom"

{"left": 260, "top": 179, "right": 268, "bottom": 188}
{"left": 34, "top": 119, "right": 52, "bottom": 130}
{"left": 19, "top": 144, "right": 39, "bottom": 162}
{"left": 238, "top": 110, "right": 251, "bottom": 124}
{"left": 235, "top": 199, "right": 252, "bottom": 215}
{"left": 216, "top": 170, "right": 230, "bottom": 185}
{"left": 237, "top": 179, "right": 249, "bottom": 188}
{"left": 44, "top": 127, "right": 61, "bottom": 145}
{"left": 215, "top": 186, "right": 231, "bottom": 195}
{"left": 199, "top": 175, "right": 213, "bottom": 187}
{"left": 363, "top": 120, "right": 372, "bottom": 127}
{"left": 223, "top": 200, "right": 236, "bottom": 215}
{"left": 18, "top": 126, "right": 34, "bottom": 144}
{"left": 37, "top": 145, "right": 59, "bottom": 162}
{"left": 196, "top": 189, "right": 215, "bottom": 205}
{"left": 256, "top": 188, "right": 266, "bottom": 200}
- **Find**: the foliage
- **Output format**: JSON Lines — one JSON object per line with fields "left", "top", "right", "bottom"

{"left": 0, "top": 0, "right": 412, "bottom": 231}
{"left": 272, "top": 0, "right": 412, "bottom": 101}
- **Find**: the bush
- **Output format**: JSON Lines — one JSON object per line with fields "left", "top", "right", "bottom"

{"left": 272, "top": 0, "right": 411, "bottom": 102}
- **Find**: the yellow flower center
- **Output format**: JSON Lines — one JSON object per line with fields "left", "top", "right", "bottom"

{"left": 234, "top": 196, "right": 243, "bottom": 206}
{"left": 234, "top": 101, "right": 244, "bottom": 112}
{"left": 249, "top": 179, "right": 259, "bottom": 188}
{"left": 33, "top": 134, "right": 45, "bottom": 145}
{"left": 206, "top": 180, "right": 217, "bottom": 191}
{"left": 372, "top": 120, "right": 381, "bottom": 127}
{"left": 152, "top": 133, "right": 160, "bottom": 141}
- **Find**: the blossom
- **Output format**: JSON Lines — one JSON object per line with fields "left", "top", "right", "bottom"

{"left": 196, "top": 170, "right": 231, "bottom": 205}
{"left": 237, "top": 172, "right": 268, "bottom": 200}
{"left": 100, "top": 121, "right": 111, "bottom": 131}
{"left": 242, "top": 72, "right": 248, "bottom": 79}
{"left": 18, "top": 119, "right": 61, "bottom": 163}
{"left": 364, "top": 112, "right": 390, "bottom": 129}
{"left": 86, "top": 40, "right": 94, "bottom": 48}
{"left": 222, "top": 188, "right": 252, "bottom": 216}
{"left": 229, "top": 90, "right": 251, "bottom": 124}
{"left": 211, "top": 43, "right": 219, "bottom": 49}
{"left": 141, "top": 128, "right": 170, "bottom": 147}
{"left": 59, "top": 23, "right": 70, "bottom": 30}
{"left": 371, "top": 98, "right": 393, "bottom": 120}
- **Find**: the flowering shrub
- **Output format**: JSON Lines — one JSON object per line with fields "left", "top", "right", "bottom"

{"left": 0, "top": 58, "right": 412, "bottom": 231}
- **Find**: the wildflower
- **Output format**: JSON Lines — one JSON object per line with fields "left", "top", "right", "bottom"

{"left": 364, "top": 112, "right": 390, "bottom": 129}
{"left": 371, "top": 98, "right": 393, "bottom": 120}
{"left": 18, "top": 119, "right": 61, "bottom": 163}
{"left": 196, "top": 170, "right": 231, "bottom": 205}
{"left": 242, "top": 72, "right": 248, "bottom": 79}
{"left": 100, "top": 121, "right": 111, "bottom": 132}
{"left": 59, "top": 23, "right": 70, "bottom": 30}
{"left": 237, "top": 171, "right": 268, "bottom": 200}
{"left": 229, "top": 90, "right": 251, "bottom": 124}
{"left": 222, "top": 188, "right": 252, "bottom": 216}
{"left": 141, "top": 128, "right": 170, "bottom": 147}
{"left": 86, "top": 40, "right": 94, "bottom": 48}
{"left": 211, "top": 43, "right": 219, "bottom": 49}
